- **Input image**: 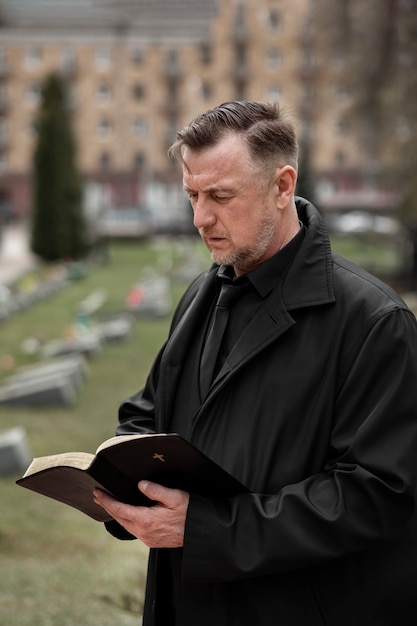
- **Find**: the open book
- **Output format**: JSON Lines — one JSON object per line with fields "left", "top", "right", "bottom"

{"left": 16, "top": 433, "right": 248, "bottom": 522}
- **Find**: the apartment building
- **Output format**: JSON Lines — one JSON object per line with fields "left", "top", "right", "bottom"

{"left": 0, "top": 0, "right": 368, "bottom": 223}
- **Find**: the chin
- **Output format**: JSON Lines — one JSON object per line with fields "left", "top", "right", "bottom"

{"left": 211, "top": 251, "right": 233, "bottom": 266}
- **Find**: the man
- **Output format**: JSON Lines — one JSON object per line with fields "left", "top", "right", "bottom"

{"left": 94, "top": 101, "right": 417, "bottom": 625}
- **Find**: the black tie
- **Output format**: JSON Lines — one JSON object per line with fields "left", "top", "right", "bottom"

{"left": 199, "top": 280, "right": 246, "bottom": 400}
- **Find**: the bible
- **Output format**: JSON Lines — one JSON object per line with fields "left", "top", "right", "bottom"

{"left": 16, "top": 433, "right": 248, "bottom": 522}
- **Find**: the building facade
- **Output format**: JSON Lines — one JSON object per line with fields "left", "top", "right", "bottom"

{"left": 0, "top": 0, "right": 377, "bottom": 226}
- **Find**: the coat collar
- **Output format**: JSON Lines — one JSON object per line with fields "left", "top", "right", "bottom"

{"left": 213, "top": 197, "right": 335, "bottom": 312}
{"left": 282, "top": 197, "right": 335, "bottom": 311}
{"left": 160, "top": 198, "right": 335, "bottom": 411}
{"left": 204, "top": 198, "right": 336, "bottom": 402}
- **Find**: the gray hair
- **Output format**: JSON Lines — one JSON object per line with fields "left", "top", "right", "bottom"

{"left": 168, "top": 101, "right": 298, "bottom": 170}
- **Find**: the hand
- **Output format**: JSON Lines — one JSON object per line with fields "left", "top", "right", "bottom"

{"left": 93, "top": 480, "right": 190, "bottom": 548}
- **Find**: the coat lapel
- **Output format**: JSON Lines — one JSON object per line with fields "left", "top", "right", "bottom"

{"left": 160, "top": 198, "right": 337, "bottom": 418}
{"left": 158, "top": 269, "right": 218, "bottom": 418}
{"left": 202, "top": 290, "right": 296, "bottom": 404}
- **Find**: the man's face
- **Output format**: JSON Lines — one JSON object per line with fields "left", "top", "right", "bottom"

{"left": 182, "top": 133, "right": 285, "bottom": 276}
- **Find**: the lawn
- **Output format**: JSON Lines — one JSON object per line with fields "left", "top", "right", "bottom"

{"left": 0, "top": 230, "right": 410, "bottom": 625}
{"left": 329, "top": 231, "right": 404, "bottom": 279}
{"left": 0, "top": 236, "right": 207, "bottom": 626}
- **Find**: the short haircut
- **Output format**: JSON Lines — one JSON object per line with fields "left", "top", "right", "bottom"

{"left": 168, "top": 100, "right": 298, "bottom": 170}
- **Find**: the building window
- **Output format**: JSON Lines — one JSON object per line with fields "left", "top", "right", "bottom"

{"left": 133, "top": 117, "right": 147, "bottom": 137}
{"left": 335, "top": 117, "right": 348, "bottom": 135}
{"left": 26, "top": 82, "right": 41, "bottom": 106}
{"left": 334, "top": 150, "right": 345, "bottom": 167}
{"left": 0, "top": 151, "right": 7, "bottom": 172}
{"left": 132, "top": 84, "right": 145, "bottom": 100}
{"left": 134, "top": 152, "right": 146, "bottom": 170}
{"left": 131, "top": 47, "right": 145, "bottom": 64}
{"left": 302, "top": 84, "right": 314, "bottom": 104}
{"left": 25, "top": 45, "right": 42, "bottom": 69}
{"left": 66, "top": 85, "right": 76, "bottom": 110}
{"left": 301, "top": 50, "right": 315, "bottom": 69}
{"left": 0, "top": 84, "right": 7, "bottom": 107}
{"left": 201, "top": 81, "right": 212, "bottom": 100}
{"left": 61, "top": 48, "right": 76, "bottom": 74}
{"left": 166, "top": 117, "right": 178, "bottom": 145}
{"left": 95, "top": 47, "right": 111, "bottom": 70}
{"left": 99, "top": 152, "right": 111, "bottom": 171}
{"left": 200, "top": 42, "right": 212, "bottom": 65}
{"left": 268, "top": 10, "right": 282, "bottom": 32}
{"left": 301, "top": 120, "right": 315, "bottom": 143}
{"left": 0, "top": 119, "right": 7, "bottom": 141}
{"left": 29, "top": 118, "right": 38, "bottom": 135}
{"left": 265, "top": 83, "right": 282, "bottom": 101}
{"left": 166, "top": 49, "right": 180, "bottom": 75}
{"left": 396, "top": 117, "right": 411, "bottom": 142}
{"left": 0, "top": 48, "right": 7, "bottom": 72}
{"left": 334, "top": 85, "right": 347, "bottom": 103}
{"left": 167, "top": 81, "right": 179, "bottom": 104}
{"left": 331, "top": 56, "right": 345, "bottom": 71}
{"left": 98, "top": 117, "right": 112, "bottom": 138}
{"left": 266, "top": 49, "right": 282, "bottom": 69}
{"left": 97, "top": 82, "right": 112, "bottom": 104}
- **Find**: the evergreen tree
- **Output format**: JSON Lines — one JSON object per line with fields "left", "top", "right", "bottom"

{"left": 31, "top": 72, "right": 89, "bottom": 262}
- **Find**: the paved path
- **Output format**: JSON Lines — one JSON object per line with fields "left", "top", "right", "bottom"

{"left": 0, "top": 224, "right": 37, "bottom": 286}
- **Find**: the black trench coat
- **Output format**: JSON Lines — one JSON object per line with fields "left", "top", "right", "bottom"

{"left": 110, "top": 198, "right": 417, "bottom": 626}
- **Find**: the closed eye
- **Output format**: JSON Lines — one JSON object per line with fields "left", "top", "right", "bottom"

{"left": 211, "top": 193, "right": 233, "bottom": 202}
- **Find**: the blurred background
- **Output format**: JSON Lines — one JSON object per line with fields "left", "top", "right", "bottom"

{"left": 0, "top": 0, "right": 415, "bottom": 284}
{"left": 0, "top": 1, "right": 416, "bottom": 624}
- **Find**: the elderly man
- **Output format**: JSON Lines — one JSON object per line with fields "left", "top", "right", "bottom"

{"left": 94, "top": 101, "right": 417, "bottom": 626}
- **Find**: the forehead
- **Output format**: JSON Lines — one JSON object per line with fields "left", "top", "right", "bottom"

{"left": 182, "top": 134, "right": 253, "bottom": 186}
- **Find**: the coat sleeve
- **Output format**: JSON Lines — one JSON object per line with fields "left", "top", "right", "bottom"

{"left": 182, "top": 308, "right": 417, "bottom": 582}
{"left": 104, "top": 274, "right": 209, "bottom": 538}
{"left": 116, "top": 269, "right": 210, "bottom": 436}
{"left": 116, "top": 345, "right": 164, "bottom": 436}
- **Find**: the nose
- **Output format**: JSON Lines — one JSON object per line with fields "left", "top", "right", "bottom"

{"left": 192, "top": 196, "right": 216, "bottom": 230}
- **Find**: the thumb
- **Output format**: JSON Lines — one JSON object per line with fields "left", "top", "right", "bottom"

{"left": 139, "top": 480, "right": 186, "bottom": 509}
{"left": 138, "top": 480, "right": 166, "bottom": 503}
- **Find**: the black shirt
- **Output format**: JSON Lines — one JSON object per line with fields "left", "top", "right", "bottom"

{"left": 213, "top": 224, "right": 306, "bottom": 374}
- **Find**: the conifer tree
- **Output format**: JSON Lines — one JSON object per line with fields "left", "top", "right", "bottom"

{"left": 31, "top": 72, "right": 89, "bottom": 262}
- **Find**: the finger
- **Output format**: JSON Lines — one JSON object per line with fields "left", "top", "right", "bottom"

{"left": 93, "top": 490, "right": 132, "bottom": 526}
{"left": 93, "top": 488, "right": 114, "bottom": 508}
{"left": 93, "top": 489, "right": 128, "bottom": 518}
{"left": 139, "top": 480, "right": 188, "bottom": 509}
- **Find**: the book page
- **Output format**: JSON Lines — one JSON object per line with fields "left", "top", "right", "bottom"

{"left": 22, "top": 452, "right": 95, "bottom": 477}
{"left": 95, "top": 432, "right": 167, "bottom": 455}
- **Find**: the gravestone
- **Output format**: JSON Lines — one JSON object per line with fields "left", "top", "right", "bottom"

{"left": 0, "top": 427, "right": 32, "bottom": 476}
{"left": 128, "top": 276, "right": 172, "bottom": 318}
{"left": 0, "top": 370, "right": 79, "bottom": 407}
{"left": 96, "top": 314, "right": 134, "bottom": 342}
{"left": 40, "top": 330, "right": 103, "bottom": 360}
{"left": 6, "top": 354, "right": 89, "bottom": 392}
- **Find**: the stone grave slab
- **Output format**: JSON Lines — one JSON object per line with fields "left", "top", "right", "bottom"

{"left": 0, "top": 427, "right": 33, "bottom": 476}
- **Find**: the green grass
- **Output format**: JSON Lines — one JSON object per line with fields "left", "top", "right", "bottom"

{"left": 0, "top": 236, "right": 208, "bottom": 625}
{"left": 0, "top": 231, "right": 408, "bottom": 625}
{"left": 329, "top": 231, "right": 404, "bottom": 277}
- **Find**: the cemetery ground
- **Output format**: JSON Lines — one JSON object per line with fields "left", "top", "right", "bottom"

{"left": 0, "top": 237, "right": 207, "bottom": 626}
{"left": 0, "top": 230, "right": 414, "bottom": 626}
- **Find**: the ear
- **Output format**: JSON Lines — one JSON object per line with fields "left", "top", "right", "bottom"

{"left": 275, "top": 166, "right": 297, "bottom": 208}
